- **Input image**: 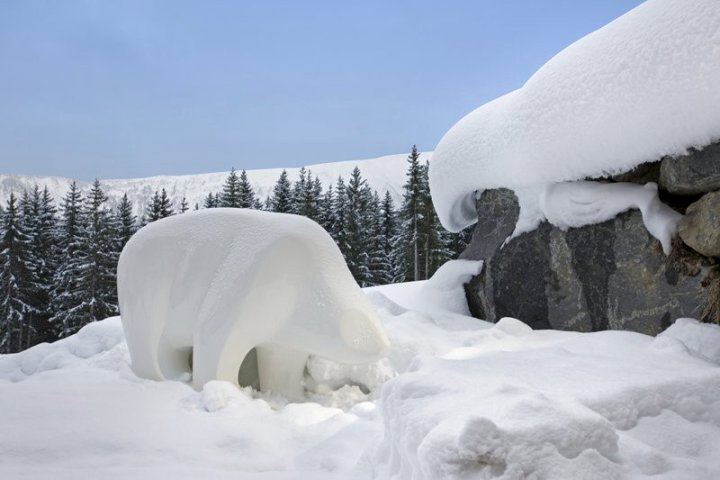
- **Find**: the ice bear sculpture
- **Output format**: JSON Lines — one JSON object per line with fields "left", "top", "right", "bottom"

{"left": 117, "top": 209, "right": 390, "bottom": 400}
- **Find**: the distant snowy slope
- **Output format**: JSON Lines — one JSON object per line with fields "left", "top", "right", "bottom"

{"left": 430, "top": 0, "right": 720, "bottom": 231}
{"left": 0, "top": 152, "right": 428, "bottom": 218}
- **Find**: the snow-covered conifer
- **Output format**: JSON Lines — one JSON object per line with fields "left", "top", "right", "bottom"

{"left": 203, "top": 192, "right": 219, "bottom": 209}
{"left": 318, "top": 184, "right": 335, "bottom": 233}
{"left": 145, "top": 189, "right": 174, "bottom": 222}
{"left": 179, "top": 196, "right": 189, "bottom": 213}
{"left": 51, "top": 181, "right": 118, "bottom": 336}
{"left": 0, "top": 193, "right": 36, "bottom": 352}
{"left": 270, "top": 170, "right": 292, "bottom": 213}
{"left": 373, "top": 191, "right": 400, "bottom": 285}
{"left": 116, "top": 193, "right": 137, "bottom": 247}
{"left": 397, "top": 145, "right": 425, "bottom": 281}
{"left": 21, "top": 186, "right": 59, "bottom": 344}
{"left": 220, "top": 168, "right": 241, "bottom": 208}
{"left": 342, "top": 167, "right": 373, "bottom": 286}
{"left": 238, "top": 170, "right": 256, "bottom": 208}
{"left": 290, "top": 167, "right": 308, "bottom": 215}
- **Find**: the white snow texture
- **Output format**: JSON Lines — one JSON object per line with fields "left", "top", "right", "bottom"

{"left": 117, "top": 208, "right": 390, "bottom": 399}
{"left": 3, "top": 273, "right": 720, "bottom": 478}
{"left": 430, "top": 0, "right": 720, "bottom": 232}
{"left": 512, "top": 181, "right": 682, "bottom": 253}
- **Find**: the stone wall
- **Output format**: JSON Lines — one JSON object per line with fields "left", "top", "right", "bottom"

{"left": 461, "top": 141, "right": 720, "bottom": 334}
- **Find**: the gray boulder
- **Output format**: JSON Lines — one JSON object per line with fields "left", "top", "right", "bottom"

{"left": 659, "top": 141, "right": 720, "bottom": 195}
{"left": 679, "top": 191, "right": 720, "bottom": 257}
{"left": 462, "top": 197, "right": 707, "bottom": 335}
{"left": 459, "top": 189, "right": 519, "bottom": 262}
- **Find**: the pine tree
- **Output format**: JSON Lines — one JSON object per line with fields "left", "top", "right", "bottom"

{"left": 158, "top": 189, "right": 173, "bottom": 218}
{"left": 289, "top": 168, "right": 322, "bottom": 220}
{"left": 52, "top": 181, "right": 118, "bottom": 336}
{"left": 0, "top": 193, "right": 35, "bottom": 353}
{"left": 116, "top": 193, "right": 137, "bottom": 246}
{"left": 418, "top": 161, "right": 452, "bottom": 277}
{"left": 373, "top": 191, "right": 400, "bottom": 285}
{"left": 331, "top": 176, "right": 348, "bottom": 258}
{"left": 203, "top": 192, "right": 219, "bottom": 209}
{"left": 290, "top": 167, "right": 308, "bottom": 215}
{"left": 145, "top": 191, "right": 161, "bottom": 222}
{"left": 270, "top": 170, "right": 292, "bottom": 213}
{"left": 50, "top": 182, "right": 83, "bottom": 337}
{"left": 238, "top": 170, "right": 256, "bottom": 208}
{"left": 318, "top": 184, "right": 335, "bottom": 233}
{"left": 22, "top": 186, "right": 59, "bottom": 344}
{"left": 145, "top": 189, "right": 174, "bottom": 222}
{"left": 299, "top": 172, "right": 322, "bottom": 221}
{"left": 342, "top": 167, "right": 373, "bottom": 286}
{"left": 179, "top": 196, "right": 189, "bottom": 213}
{"left": 366, "top": 191, "right": 387, "bottom": 286}
{"left": 220, "top": 168, "right": 241, "bottom": 208}
{"left": 397, "top": 145, "right": 425, "bottom": 281}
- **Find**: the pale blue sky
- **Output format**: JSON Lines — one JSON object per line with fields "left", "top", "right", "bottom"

{"left": 0, "top": 0, "right": 644, "bottom": 180}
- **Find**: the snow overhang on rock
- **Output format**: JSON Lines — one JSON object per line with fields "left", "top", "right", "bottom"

{"left": 429, "top": 0, "right": 720, "bottom": 232}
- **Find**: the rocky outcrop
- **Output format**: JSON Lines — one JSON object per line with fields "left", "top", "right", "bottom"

{"left": 679, "top": 191, "right": 720, "bottom": 257}
{"left": 659, "top": 143, "right": 720, "bottom": 195}
{"left": 459, "top": 189, "right": 518, "bottom": 262}
{"left": 461, "top": 140, "right": 720, "bottom": 334}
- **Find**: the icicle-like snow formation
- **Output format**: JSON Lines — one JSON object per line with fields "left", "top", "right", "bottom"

{"left": 508, "top": 181, "right": 681, "bottom": 254}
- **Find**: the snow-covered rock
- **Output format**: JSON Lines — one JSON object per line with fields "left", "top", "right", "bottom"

{"left": 118, "top": 209, "right": 390, "bottom": 399}
{"left": 430, "top": 0, "right": 720, "bottom": 232}
{"left": 436, "top": 0, "right": 720, "bottom": 332}
{"left": 678, "top": 191, "right": 720, "bottom": 257}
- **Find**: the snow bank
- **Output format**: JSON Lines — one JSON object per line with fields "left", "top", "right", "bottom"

{"left": 430, "top": 0, "right": 720, "bottom": 231}
{"left": 656, "top": 317, "right": 720, "bottom": 365}
{"left": 376, "top": 319, "right": 720, "bottom": 479}
{"left": 0, "top": 317, "right": 126, "bottom": 382}
{"left": 118, "top": 209, "right": 389, "bottom": 399}
{"left": 3, "top": 282, "right": 720, "bottom": 478}
{"left": 365, "top": 259, "right": 483, "bottom": 319}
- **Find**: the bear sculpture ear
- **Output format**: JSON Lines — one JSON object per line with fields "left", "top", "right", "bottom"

{"left": 118, "top": 209, "right": 391, "bottom": 401}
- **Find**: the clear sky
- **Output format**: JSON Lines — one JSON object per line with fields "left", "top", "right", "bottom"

{"left": 0, "top": 0, "right": 644, "bottom": 180}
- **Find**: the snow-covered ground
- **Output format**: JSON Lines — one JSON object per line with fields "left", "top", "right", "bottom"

{"left": 2, "top": 262, "right": 719, "bottom": 479}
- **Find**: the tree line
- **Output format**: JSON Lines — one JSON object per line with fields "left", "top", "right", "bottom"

{"left": 0, "top": 146, "right": 471, "bottom": 353}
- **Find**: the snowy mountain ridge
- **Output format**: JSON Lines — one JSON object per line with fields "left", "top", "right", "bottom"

{"left": 0, "top": 151, "right": 429, "bottom": 218}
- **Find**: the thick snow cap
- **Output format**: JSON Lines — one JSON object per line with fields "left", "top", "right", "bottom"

{"left": 430, "top": 0, "right": 720, "bottom": 231}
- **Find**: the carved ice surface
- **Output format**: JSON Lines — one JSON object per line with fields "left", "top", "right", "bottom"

{"left": 429, "top": 0, "right": 720, "bottom": 232}
{"left": 117, "top": 208, "right": 390, "bottom": 400}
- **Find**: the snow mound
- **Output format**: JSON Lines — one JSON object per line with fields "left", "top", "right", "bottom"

{"left": 0, "top": 317, "right": 127, "bottom": 382}
{"left": 430, "top": 0, "right": 720, "bottom": 231}
{"left": 365, "top": 259, "right": 483, "bottom": 319}
{"left": 656, "top": 318, "right": 720, "bottom": 365}
{"left": 118, "top": 209, "right": 390, "bottom": 400}
{"left": 376, "top": 321, "right": 720, "bottom": 479}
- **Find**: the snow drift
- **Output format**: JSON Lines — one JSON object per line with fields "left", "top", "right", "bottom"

{"left": 3, "top": 287, "right": 720, "bottom": 478}
{"left": 118, "top": 209, "right": 390, "bottom": 399}
{"left": 430, "top": 0, "right": 720, "bottom": 231}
